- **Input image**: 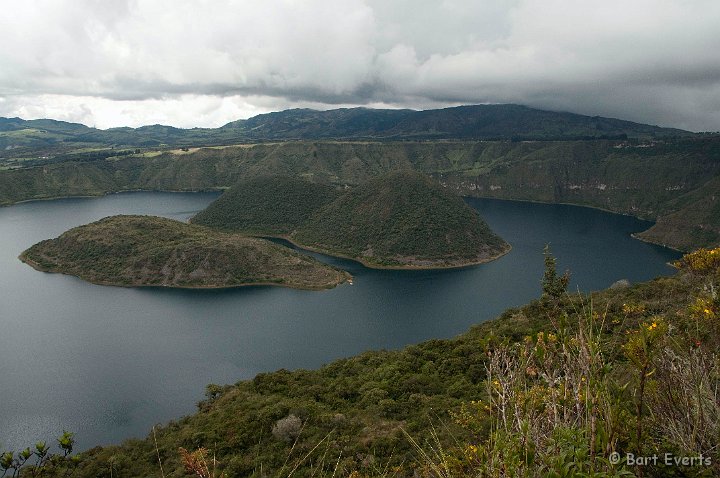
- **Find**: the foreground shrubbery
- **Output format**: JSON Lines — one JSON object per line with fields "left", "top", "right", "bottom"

{"left": 7, "top": 247, "right": 720, "bottom": 477}
{"left": 430, "top": 247, "right": 720, "bottom": 477}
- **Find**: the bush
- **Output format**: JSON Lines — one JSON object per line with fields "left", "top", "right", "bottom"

{"left": 271, "top": 414, "right": 302, "bottom": 443}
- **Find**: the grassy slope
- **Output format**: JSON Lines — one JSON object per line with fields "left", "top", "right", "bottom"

{"left": 1, "top": 138, "right": 719, "bottom": 251}
{"left": 20, "top": 215, "right": 349, "bottom": 290}
{"left": 190, "top": 175, "right": 342, "bottom": 235}
{"left": 292, "top": 171, "right": 509, "bottom": 267}
{"left": 70, "top": 261, "right": 708, "bottom": 478}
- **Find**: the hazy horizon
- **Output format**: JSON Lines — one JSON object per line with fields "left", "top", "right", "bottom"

{"left": 0, "top": 103, "right": 698, "bottom": 132}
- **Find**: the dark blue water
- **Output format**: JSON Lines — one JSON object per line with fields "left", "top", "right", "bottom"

{"left": 0, "top": 192, "right": 680, "bottom": 451}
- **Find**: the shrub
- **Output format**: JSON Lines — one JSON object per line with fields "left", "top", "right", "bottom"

{"left": 271, "top": 414, "right": 302, "bottom": 443}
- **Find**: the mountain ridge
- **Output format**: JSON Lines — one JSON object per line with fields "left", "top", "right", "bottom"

{"left": 0, "top": 104, "right": 692, "bottom": 158}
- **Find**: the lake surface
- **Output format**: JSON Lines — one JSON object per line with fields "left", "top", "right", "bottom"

{"left": 0, "top": 192, "right": 680, "bottom": 451}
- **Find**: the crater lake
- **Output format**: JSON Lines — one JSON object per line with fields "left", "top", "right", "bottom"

{"left": 0, "top": 192, "right": 680, "bottom": 450}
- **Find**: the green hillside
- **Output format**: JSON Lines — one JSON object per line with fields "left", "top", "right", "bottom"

{"left": 29, "top": 247, "right": 719, "bottom": 478}
{"left": 635, "top": 174, "right": 720, "bottom": 249}
{"left": 20, "top": 215, "right": 350, "bottom": 290}
{"left": 291, "top": 171, "right": 509, "bottom": 268}
{"left": 191, "top": 175, "right": 342, "bottom": 235}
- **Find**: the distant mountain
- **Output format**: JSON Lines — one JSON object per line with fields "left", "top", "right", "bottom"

{"left": 0, "top": 104, "right": 692, "bottom": 158}
{"left": 224, "top": 104, "right": 687, "bottom": 141}
{"left": 221, "top": 108, "right": 416, "bottom": 140}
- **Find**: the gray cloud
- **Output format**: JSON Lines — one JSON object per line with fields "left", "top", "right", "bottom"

{"left": 0, "top": 0, "right": 718, "bottom": 130}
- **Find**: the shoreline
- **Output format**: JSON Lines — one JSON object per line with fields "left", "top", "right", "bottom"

{"left": 629, "top": 232, "right": 684, "bottom": 253}
{"left": 459, "top": 193, "right": 684, "bottom": 251}
{"left": 0, "top": 187, "right": 228, "bottom": 207}
{"left": 460, "top": 192, "right": 657, "bottom": 222}
{"left": 222, "top": 232, "right": 513, "bottom": 270}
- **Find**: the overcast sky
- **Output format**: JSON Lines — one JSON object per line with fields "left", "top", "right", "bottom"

{"left": 1, "top": 0, "right": 719, "bottom": 131}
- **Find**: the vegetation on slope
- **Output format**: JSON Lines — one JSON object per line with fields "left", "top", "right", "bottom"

{"left": 440, "top": 137, "right": 720, "bottom": 216}
{"left": 191, "top": 175, "right": 342, "bottom": 235}
{"left": 635, "top": 174, "right": 720, "bottom": 250}
{"left": 19, "top": 215, "right": 349, "bottom": 290}
{"left": 291, "top": 171, "right": 509, "bottom": 268}
{"left": 28, "top": 247, "right": 716, "bottom": 477}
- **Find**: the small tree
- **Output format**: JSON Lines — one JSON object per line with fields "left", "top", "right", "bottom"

{"left": 541, "top": 244, "right": 570, "bottom": 302}
{"left": 1, "top": 431, "right": 78, "bottom": 477}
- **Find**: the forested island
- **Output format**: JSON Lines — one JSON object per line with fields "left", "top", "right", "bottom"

{"left": 193, "top": 171, "right": 509, "bottom": 268}
{"left": 20, "top": 215, "right": 350, "bottom": 290}
{"left": 291, "top": 171, "right": 510, "bottom": 268}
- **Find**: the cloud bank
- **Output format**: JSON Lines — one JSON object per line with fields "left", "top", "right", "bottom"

{"left": 1, "top": 0, "right": 718, "bottom": 130}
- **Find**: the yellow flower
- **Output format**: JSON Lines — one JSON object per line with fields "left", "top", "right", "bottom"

{"left": 690, "top": 297, "right": 716, "bottom": 320}
{"left": 674, "top": 247, "right": 720, "bottom": 273}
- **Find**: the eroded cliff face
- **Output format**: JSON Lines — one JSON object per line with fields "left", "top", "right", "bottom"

{"left": 632, "top": 175, "right": 720, "bottom": 251}
{"left": 436, "top": 140, "right": 720, "bottom": 250}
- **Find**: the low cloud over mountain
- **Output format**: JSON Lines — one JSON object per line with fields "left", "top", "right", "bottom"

{"left": 1, "top": 0, "right": 719, "bottom": 131}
